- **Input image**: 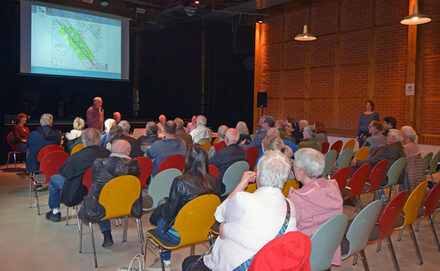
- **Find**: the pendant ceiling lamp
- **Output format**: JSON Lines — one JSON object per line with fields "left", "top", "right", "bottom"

{"left": 400, "top": 4, "right": 431, "bottom": 25}
{"left": 294, "top": 25, "right": 316, "bottom": 41}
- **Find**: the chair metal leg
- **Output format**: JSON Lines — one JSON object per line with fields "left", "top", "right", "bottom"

{"left": 389, "top": 187, "right": 392, "bottom": 199}
{"left": 33, "top": 180, "right": 41, "bottom": 215}
{"left": 393, "top": 186, "right": 398, "bottom": 197}
{"left": 123, "top": 216, "right": 128, "bottom": 242}
{"left": 352, "top": 253, "right": 358, "bottom": 265}
{"left": 398, "top": 228, "right": 403, "bottom": 241}
{"left": 79, "top": 220, "right": 83, "bottom": 253}
{"left": 89, "top": 222, "right": 98, "bottom": 268}
{"left": 376, "top": 239, "right": 382, "bottom": 252}
{"left": 6, "top": 152, "right": 10, "bottom": 168}
{"left": 190, "top": 244, "right": 195, "bottom": 255}
{"left": 13, "top": 152, "right": 17, "bottom": 169}
{"left": 66, "top": 207, "right": 70, "bottom": 226}
{"left": 159, "top": 249, "right": 165, "bottom": 271}
{"left": 136, "top": 218, "right": 144, "bottom": 255}
{"left": 409, "top": 224, "right": 423, "bottom": 265}
{"left": 360, "top": 250, "right": 370, "bottom": 271}
{"left": 428, "top": 215, "right": 440, "bottom": 252}
{"left": 386, "top": 236, "right": 400, "bottom": 271}
{"left": 29, "top": 176, "right": 33, "bottom": 208}
{"left": 76, "top": 206, "right": 81, "bottom": 231}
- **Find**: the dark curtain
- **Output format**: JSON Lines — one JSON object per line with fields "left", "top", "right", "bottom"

{"left": 204, "top": 21, "right": 254, "bottom": 131}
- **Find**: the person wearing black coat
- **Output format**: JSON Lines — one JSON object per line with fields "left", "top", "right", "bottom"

{"left": 78, "top": 139, "right": 141, "bottom": 248}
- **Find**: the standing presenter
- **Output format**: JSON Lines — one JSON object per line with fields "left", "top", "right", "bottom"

{"left": 87, "top": 97, "right": 104, "bottom": 131}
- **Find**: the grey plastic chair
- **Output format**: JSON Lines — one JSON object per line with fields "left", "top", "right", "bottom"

{"left": 422, "top": 152, "right": 433, "bottom": 172}
{"left": 337, "top": 148, "right": 354, "bottom": 170}
{"left": 143, "top": 168, "right": 182, "bottom": 212}
{"left": 310, "top": 214, "right": 348, "bottom": 271}
{"left": 322, "top": 150, "right": 337, "bottom": 179}
{"left": 380, "top": 157, "right": 406, "bottom": 198}
{"left": 342, "top": 200, "right": 383, "bottom": 270}
{"left": 222, "top": 160, "right": 249, "bottom": 197}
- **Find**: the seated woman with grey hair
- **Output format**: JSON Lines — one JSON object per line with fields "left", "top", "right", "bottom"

{"left": 288, "top": 147, "right": 343, "bottom": 266}
{"left": 185, "top": 151, "right": 297, "bottom": 271}
{"left": 401, "top": 126, "right": 425, "bottom": 191}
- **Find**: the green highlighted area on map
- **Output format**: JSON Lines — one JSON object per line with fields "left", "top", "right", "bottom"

{"left": 58, "top": 22, "right": 94, "bottom": 63}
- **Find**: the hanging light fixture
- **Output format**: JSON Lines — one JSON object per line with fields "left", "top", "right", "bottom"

{"left": 400, "top": 4, "right": 431, "bottom": 25}
{"left": 294, "top": 25, "right": 316, "bottom": 41}
{"left": 257, "top": 17, "right": 264, "bottom": 24}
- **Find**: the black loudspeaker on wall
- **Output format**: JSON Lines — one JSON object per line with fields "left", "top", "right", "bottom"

{"left": 257, "top": 92, "right": 267, "bottom": 108}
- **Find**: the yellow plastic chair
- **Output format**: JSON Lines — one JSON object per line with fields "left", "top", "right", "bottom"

{"left": 282, "top": 179, "right": 300, "bottom": 197}
{"left": 212, "top": 137, "right": 219, "bottom": 144}
{"left": 343, "top": 139, "right": 356, "bottom": 151}
{"left": 245, "top": 183, "right": 257, "bottom": 193}
{"left": 71, "top": 142, "right": 84, "bottom": 155}
{"left": 200, "top": 142, "right": 211, "bottom": 152}
{"left": 394, "top": 181, "right": 428, "bottom": 265}
{"left": 145, "top": 194, "right": 221, "bottom": 268}
{"left": 354, "top": 146, "right": 370, "bottom": 161}
{"left": 79, "top": 175, "right": 143, "bottom": 268}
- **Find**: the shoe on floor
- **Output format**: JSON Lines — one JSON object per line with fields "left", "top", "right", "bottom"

{"left": 102, "top": 231, "right": 113, "bottom": 248}
{"left": 146, "top": 259, "right": 171, "bottom": 271}
{"left": 45, "top": 211, "right": 61, "bottom": 222}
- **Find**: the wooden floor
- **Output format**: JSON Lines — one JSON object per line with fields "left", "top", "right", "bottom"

{"left": 1, "top": 164, "right": 439, "bottom": 271}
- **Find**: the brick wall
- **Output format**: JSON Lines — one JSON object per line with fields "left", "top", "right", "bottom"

{"left": 254, "top": 0, "right": 440, "bottom": 144}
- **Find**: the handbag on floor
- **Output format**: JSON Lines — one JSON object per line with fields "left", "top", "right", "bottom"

{"left": 117, "top": 254, "right": 144, "bottom": 271}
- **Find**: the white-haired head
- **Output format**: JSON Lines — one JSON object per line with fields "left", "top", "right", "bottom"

{"left": 73, "top": 117, "right": 85, "bottom": 130}
{"left": 197, "top": 115, "right": 207, "bottom": 126}
{"left": 400, "top": 126, "right": 418, "bottom": 143}
{"left": 257, "top": 151, "right": 291, "bottom": 190}
{"left": 40, "top": 113, "right": 54, "bottom": 126}
{"left": 225, "top": 128, "right": 239, "bottom": 145}
{"left": 294, "top": 148, "right": 325, "bottom": 178}
{"left": 236, "top": 121, "right": 249, "bottom": 136}
{"left": 387, "top": 129, "right": 403, "bottom": 144}
{"left": 118, "top": 120, "right": 131, "bottom": 133}
{"left": 104, "top": 118, "right": 116, "bottom": 132}
{"left": 217, "top": 125, "right": 228, "bottom": 139}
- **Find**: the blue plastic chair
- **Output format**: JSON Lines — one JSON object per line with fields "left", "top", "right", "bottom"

{"left": 380, "top": 157, "right": 406, "bottom": 199}
{"left": 322, "top": 150, "right": 337, "bottom": 179}
{"left": 144, "top": 168, "right": 182, "bottom": 212}
{"left": 310, "top": 214, "right": 348, "bottom": 271}
{"left": 337, "top": 148, "right": 354, "bottom": 170}
{"left": 222, "top": 161, "right": 249, "bottom": 197}
{"left": 341, "top": 200, "right": 383, "bottom": 269}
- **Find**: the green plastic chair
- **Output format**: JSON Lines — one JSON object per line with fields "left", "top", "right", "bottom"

{"left": 422, "top": 152, "right": 433, "bottom": 172}
{"left": 336, "top": 148, "right": 353, "bottom": 170}
{"left": 222, "top": 161, "right": 249, "bottom": 197}
{"left": 380, "top": 157, "right": 406, "bottom": 199}
{"left": 341, "top": 200, "right": 383, "bottom": 269}
{"left": 144, "top": 168, "right": 182, "bottom": 212}
{"left": 322, "top": 150, "right": 337, "bottom": 179}
{"left": 196, "top": 138, "right": 211, "bottom": 144}
{"left": 310, "top": 214, "right": 348, "bottom": 271}
{"left": 427, "top": 150, "right": 440, "bottom": 179}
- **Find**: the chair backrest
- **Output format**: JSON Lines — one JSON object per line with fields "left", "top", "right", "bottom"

{"left": 383, "top": 157, "right": 406, "bottom": 188}
{"left": 346, "top": 163, "right": 371, "bottom": 198}
{"left": 199, "top": 142, "right": 211, "bottom": 152}
{"left": 344, "top": 200, "right": 382, "bottom": 258}
{"left": 354, "top": 146, "right": 370, "bottom": 161}
{"left": 422, "top": 181, "right": 440, "bottom": 217}
{"left": 222, "top": 160, "right": 249, "bottom": 196}
{"left": 330, "top": 140, "right": 343, "bottom": 156}
{"left": 321, "top": 142, "right": 330, "bottom": 154}
{"left": 196, "top": 138, "right": 211, "bottom": 144}
{"left": 282, "top": 179, "right": 300, "bottom": 197}
{"left": 377, "top": 190, "right": 409, "bottom": 240}
{"left": 246, "top": 147, "right": 259, "bottom": 169}
{"left": 310, "top": 214, "right": 348, "bottom": 271}
{"left": 39, "top": 150, "right": 69, "bottom": 182}
{"left": 157, "top": 155, "right": 185, "bottom": 174}
{"left": 173, "top": 194, "right": 221, "bottom": 247}
{"left": 145, "top": 168, "right": 182, "bottom": 211}
{"left": 366, "top": 159, "right": 389, "bottom": 192}
{"left": 82, "top": 167, "right": 93, "bottom": 195}
{"left": 37, "top": 144, "right": 64, "bottom": 162}
{"left": 336, "top": 148, "right": 353, "bottom": 170}
{"left": 321, "top": 150, "right": 337, "bottom": 178}
{"left": 213, "top": 141, "right": 226, "bottom": 152}
{"left": 427, "top": 150, "right": 440, "bottom": 175}
{"left": 208, "top": 164, "right": 219, "bottom": 179}
{"left": 245, "top": 183, "right": 257, "bottom": 193}
{"left": 98, "top": 175, "right": 141, "bottom": 220}
{"left": 422, "top": 152, "right": 433, "bottom": 172}
{"left": 70, "top": 142, "right": 84, "bottom": 155}
{"left": 343, "top": 139, "right": 356, "bottom": 151}
{"left": 401, "top": 181, "right": 428, "bottom": 227}
{"left": 134, "top": 156, "right": 153, "bottom": 189}
{"left": 332, "top": 167, "right": 350, "bottom": 194}
{"left": 6, "top": 132, "right": 18, "bottom": 151}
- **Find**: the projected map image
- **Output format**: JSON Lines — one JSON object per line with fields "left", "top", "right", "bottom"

{"left": 31, "top": 5, "right": 121, "bottom": 79}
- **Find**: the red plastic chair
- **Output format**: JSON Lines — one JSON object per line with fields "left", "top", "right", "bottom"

{"left": 417, "top": 182, "right": 440, "bottom": 251}
{"left": 31, "top": 150, "right": 69, "bottom": 215}
{"left": 157, "top": 155, "right": 185, "bottom": 174}
{"left": 363, "top": 160, "right": 389, "bottom": 196}
{"left": 368, "top": 190, "right": 410, "bottom": 271}
{"left": 330, "top": 140, "right": 343, "bottom": 156}
{"left": 343, "top": 163, "right": 371, "bottom": 207}
{"left": 246, "top": 147, "right": 259, "bottom": 169}
{"left": 213, "top": 141, "right": 226, "bottom": 152}
{"left": 6, "top": 132, "right": 25, "bottom": 169}
{"left": 209, "top": 165, "right": 219, "bottom": 179}
{"left": 332, "top": 167, "right": 350, "bottom": 195}
{"left": 321, "top": 142, "right": 330, "bottom": 154}
{"left": 82, "top": 167, "right": 93, "bottom": 195}
{"left": 37, "top": 144, "right": 64, "bottom": 162}
{"left": 134, "top": 157, "right": 153, "bottom": 189}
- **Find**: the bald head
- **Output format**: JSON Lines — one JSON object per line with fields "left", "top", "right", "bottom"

{"left": 111, "top": 139, "right": 131, "bottom": 156}
{"left": 225, "top": 128, "right": 240, "bottom": 145}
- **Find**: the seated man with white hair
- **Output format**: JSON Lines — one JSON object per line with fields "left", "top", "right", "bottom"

{"left": 288, "top": 148, "right": 343, "bottom": 266}
{"left": 99, "top": 118, "right": 116, "bottom": 148}
{"left": 190, "top": 115, "right": 211, "bottom": 143}
{"left": 208, "top": 125, "right": 228, "bottom": 157}
{"left": 112, "top": 120, "right": 143, "bottom": 158}
{"left": 209, "top": 128, "right": 247, "bottom": 194}
{"left": 191, "top": 151, "right": 297, "bottom": 270}
{"left": 137, "top": 121, "right": 160, "bottom": 152}
{"left": 401, "top": 126, "right": 425, "bottom": 192}
{"left": 298, "top": 125, "right": 322, "bottom": 152}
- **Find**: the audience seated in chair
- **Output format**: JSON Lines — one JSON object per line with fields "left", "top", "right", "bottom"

{"left": 185, "top": 115, "right": 198, "bottom": 133}
{"left": 78, "top": 139, "right": 141, "bottom": 248}
{"left": 138, "top": 121, "right": 160, "bottom": 153}
{"left": 288, "top": 147, "right": 343, "bottom": 266}
{"left": 157, "top": 114, "right": 167, "bottom": 137}
{"left": 242, "top": 115, "right": 275, "bottom": 153}
{"left": 63, "top": 117, "right": 85, "bottom": 153}
{"left": 174, "top": 117, "right": 193, "bottom": 149}
{"left": 298, "top": 125, "right": 322, "bottom": 153}
{"left": 46, "top": 128, "right": 110, "bottom": 223}
{"left": 12, "top": 113, "right": 29, "bottom": 152}
{"left": 99, "top": 118, "right": 116, "bottom": 148}
{"left": 401, "top": 126, "right": 425, "bottom": 192}
{"left": 236, "top": 121, "right": 251, "bottom": 145}
{"left": 190, "top": 115, "right": 211, "bottom": 143}
{"left": 26, "top": 113, "right": 62, "bottom": 173}
{"left": 209, "top": 125, "right": 228, "bottom": 157}
{"left": 363, "top": 120, "right": 385, "bottom": 155}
